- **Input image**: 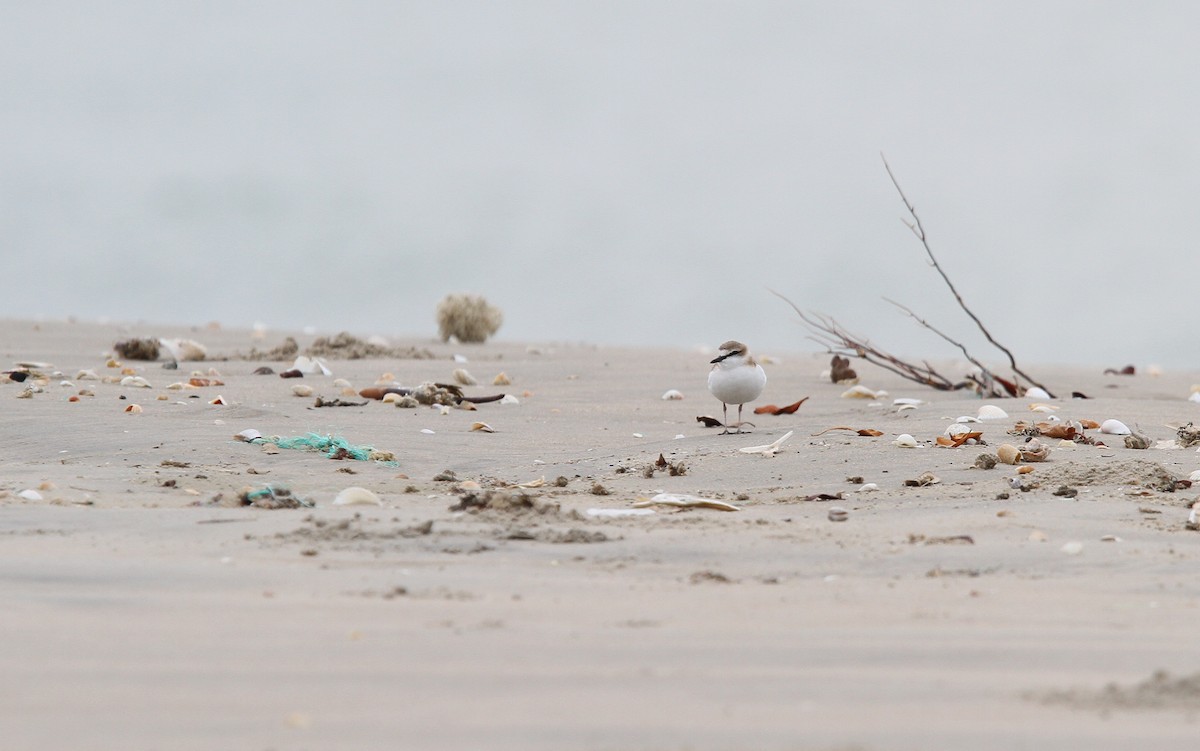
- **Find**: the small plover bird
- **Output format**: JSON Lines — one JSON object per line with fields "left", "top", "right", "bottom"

{"left": 708, "top": 340, "right": 767, "bottom": 434}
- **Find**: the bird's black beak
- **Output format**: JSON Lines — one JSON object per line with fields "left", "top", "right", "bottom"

{"left": 710, "top": 351, "right": 735, "bottom": 364}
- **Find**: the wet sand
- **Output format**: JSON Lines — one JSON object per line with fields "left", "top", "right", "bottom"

{"left": 2, "top": 319, "right": 1198, "bottom": 750}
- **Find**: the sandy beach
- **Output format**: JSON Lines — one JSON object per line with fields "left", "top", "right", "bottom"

{"left": 2, "top": 318, "right": 1198, "bottom": 750}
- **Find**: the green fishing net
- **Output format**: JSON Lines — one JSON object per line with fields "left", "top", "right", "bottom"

{"left": 252, "top": 432, "right": 398, "bottom": 465}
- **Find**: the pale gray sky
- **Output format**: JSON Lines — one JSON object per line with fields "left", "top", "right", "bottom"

{"left": 3, "top": 2, "right": 1197, "bottom": 366}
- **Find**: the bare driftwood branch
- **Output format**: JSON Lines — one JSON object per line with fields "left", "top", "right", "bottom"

{"left": 769, "top": 290, "right": 988, "bottom": 393}
{"left": 881, "top": 155, "right": 1054, "bottom": 397}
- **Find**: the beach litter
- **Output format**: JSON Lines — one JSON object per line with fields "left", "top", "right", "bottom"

{"left": 235, "top": 430, "right": 397, "bottom": 464}
{"left": 237, "top": 484, "right": 312, "bottom": 509}
{"left": 632, "top": 493, "right": 740, "bottom": 512}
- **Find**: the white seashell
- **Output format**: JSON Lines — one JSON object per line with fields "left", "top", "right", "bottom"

{"left": 632, "top": 493, "right": 740, "bottom": 512}
{"left": 1057, "top": 439, "right": 1077, "bottom": 447}
{"left": 1146, "top": 364, "right": 1162, "bottom": 377}
{"left": 892, "top": 434, "right": 918, "bottom": 448}
{"left": 1025, "top": 387, "right": 1052, "bottom": 400}
{"left": 382, "top": 392, "right": 403, "bottom": 404}
{"left": 235, "top": 429, "right": 262, "bottom": 442}
{"left": 857, "top": 483, "right": 879, "bottom": 492}
{"left": 977, "top": 405, "right": 1008, "bottom": 420}
{"left": 893, "top": 398, "right": 924, "bottom": 406}
{"left": 1189, "top": 470, "right": 1200, "bottom": 482}
{"left": 738, "top": 430, "right": 794, "bottom": 457}
{"left": 944, "top": 423, "right": 972, "bottom": 437}
{"left": 500, "top": 394, "right": 520, "bottom": 405}
{"left": 896, "top": 403, "right": 918, "bottom": 412}
{"left": 291, "top": 384, "right": 313, "bottom": 397}
{"left": 1029, "top": 403, "right": 1059, "bottom": 413}
{"left": 827, "top": 507, "right": 849, "bottom": 522}
{"left": 517, "top": 477, "right": 545, "bottom": 488}
{"left": 75, "top": 369, "right": 99, "bottom": 381}
{"left": 292, "top": 356, "right": 332, "bottom": 376}
{"left": 1190, "top": 392, "right": 1200, "bottom": 404}
{"left": 453, "top": 368, "right": 477, "bottom": 386}
{"left": 120, "top": 375, "right": 152, "bottom": 388}
{"left": 841, "top": 385, "right": 878, "bottom": 399}
{"left": 333, "top": 378, "right": 352, "bottom": 389}
{"left": 470, "top": 422, "right": 495, "bottom": 433}
{"left": 420, "top": 428, "right": 435, "bottom": 434}
{"left": 159, "top": 338, "right": 207, "bottom": 362}
{"left": 125, "top": 404, "right": 143, "bottom": 413}
{"left": 1060, "top": 541, "right": 1084, "bottom": 556}
{"left": 436, "top": 405, "right": 451, "bottom": 415}
{"left": 632, "top": 433, "right": 644, "bottom": 438}
{"left": 661, "top": 389, "right": 684, "bottom": 401}
{"left": 333, "top": 486, "right": 382, "bottom": 507}
{"left": 956, "top": 416, "right": 981, "bottom": 423}
{"left": 1100, "top": 419, "right": 1131, "bottom": 435}
{"left": 18, "top": 489, "right": 43, "bottom": 501}
{"left": 585, "top": 508, "right": 656, "bottom": 518}
{"left": 453, "top": 354, "right": 469, "bottom": 363}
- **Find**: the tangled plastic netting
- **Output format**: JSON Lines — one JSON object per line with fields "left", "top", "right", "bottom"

{"left": 253, "top": 432, "right": 397, "bottom": 465}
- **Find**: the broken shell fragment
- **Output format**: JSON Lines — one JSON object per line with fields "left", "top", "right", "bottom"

{"left": 493, "top": 372, "right": 512, "bottom": 386}
{"left": 470, "top": 422, "right": 495, "bottom": 433}
{"left": 996, "top": 444, "right": 1021, "bottom": 465}
{"left": 234, "top": 429, "right": 263, "bottom": 442}
{"left": 977, "top": 405, "right": 1009, "bottom": 420}
{"left": 124, "top": 404, "right": 143, "bottom": 414}
{"left": 453, "top": 368, "right": 477, "bottom": 386}
{"left": 739, "top": 430, "right": 794, "bottom": 457}
{"left": 333, "top": 486, "right": 382, "bottom": 507}
{"left": 1029, "top": 403, "right": 1059, "bottom": 413}
{"left": 841, "top": 385, "right": 880, "bottom": 399}
{"left": 1100, "top": 419, "right": 1131, "bottom": 435}
{"left": 1019, "top": 438, "right": 1050, "bottom": 462}
{"left": 209, "top": 395, "right": 227, "bottom": 405}
{"left": 661, "top": 389, "right": 684, "bottom": 400}
{"left": 120, "top": 375, "right": 152, "bottom": 388}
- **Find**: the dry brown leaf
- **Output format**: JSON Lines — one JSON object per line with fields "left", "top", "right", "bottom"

{"left": 696, "top": 415, "right": 723, "bottom": 428}
{"left": 936, "top": 430, "right": 982, "bottom": 447}
{"left": 830, "top": 355, "right": 857, "bottom": 384}
{"left": 753, "top": 397, "right": 809, "bottom": 415}
{"left": 856, "top": 428, "right": 884, "bottom": 437}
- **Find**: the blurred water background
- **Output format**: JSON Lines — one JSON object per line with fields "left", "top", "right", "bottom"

{"left": 3, "top": 2, "right": 1198, "bottom": 367}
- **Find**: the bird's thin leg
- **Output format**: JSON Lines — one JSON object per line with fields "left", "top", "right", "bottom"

{"left": 720, "top": 403, "right": 732, "bottom": 435}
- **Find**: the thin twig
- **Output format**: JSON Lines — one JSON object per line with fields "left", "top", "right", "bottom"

{"left": 880, "top": 154, "right": 1054, "bottom": 397}
{"left": 883, "top": 298, "right": 1017, "bottom": 396}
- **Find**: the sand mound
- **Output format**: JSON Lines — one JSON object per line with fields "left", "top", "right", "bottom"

{"left": 1035, "top": 459, "right": 1179, "bottom": 491}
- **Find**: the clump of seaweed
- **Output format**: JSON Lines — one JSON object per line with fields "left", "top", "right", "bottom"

{"left": 436, "top": 294, "right": 503, "bottom": 343}
{"left": 113, "top": 338, "right": 160, "bottom": 361}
